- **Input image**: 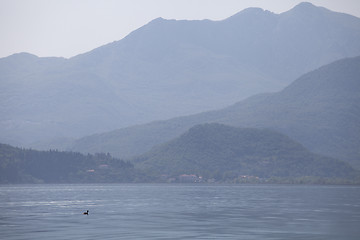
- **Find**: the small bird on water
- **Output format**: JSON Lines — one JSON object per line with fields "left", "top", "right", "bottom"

{"left": 83, "top": 210, "right": 89, "bottom": 215}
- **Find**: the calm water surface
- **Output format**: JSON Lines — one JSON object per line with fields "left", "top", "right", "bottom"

{"left": 0, "top": 184, "right": 359, "bottom": 239}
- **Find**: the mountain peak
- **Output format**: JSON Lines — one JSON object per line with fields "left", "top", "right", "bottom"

{"left": 288, "top": 2, "right": 327, "bottom": 15}
{"left": 148, "top": 17, "right": 168, "bottom": 25}
{"left": 5, "top": 52, "right": 38, "bottom": 60}
{"left": 225, "top": 7, "right": 273, "bottom": 21}
{"left": 294, "top": 2, "right": 316, "bottom": 9}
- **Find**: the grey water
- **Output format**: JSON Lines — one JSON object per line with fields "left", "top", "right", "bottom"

{"left": 0, "top": 184, "right": 359, "bottom": 239}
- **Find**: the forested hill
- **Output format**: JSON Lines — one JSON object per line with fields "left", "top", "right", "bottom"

{"left": 0, "top": 143, "right": 143, "bottom": 183}
{"left": 134, "top": 124, "right": 359, "bottom": 182}
{"left": 1, "top": 133, "right": 359, "bottom": 184}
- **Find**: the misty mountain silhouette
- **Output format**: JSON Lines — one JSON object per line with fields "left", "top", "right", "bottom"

{"left": 71, "top": 56, "right": 360, "bottom": 169}
{"left": 1, "top": 2, "right": 360, "bottom": 148}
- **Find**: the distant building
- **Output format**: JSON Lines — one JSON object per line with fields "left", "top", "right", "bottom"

{"left": 179, "top": 174, "right": 199, "bottom": 183}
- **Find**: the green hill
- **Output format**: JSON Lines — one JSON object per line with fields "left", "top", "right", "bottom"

{"left": 134, "top": 124, "right": 358, "bottom": 182}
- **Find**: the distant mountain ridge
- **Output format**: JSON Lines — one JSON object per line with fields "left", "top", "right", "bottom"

{"left": 71, "top": 56, "right": 360, "bottom": 169}
{"left": 1, "top": 2, "right": 360, "bottom": 148}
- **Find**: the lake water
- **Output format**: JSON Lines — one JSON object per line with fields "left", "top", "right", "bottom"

{"left": 1, "top": 184, "right": 359, "bottom": 239}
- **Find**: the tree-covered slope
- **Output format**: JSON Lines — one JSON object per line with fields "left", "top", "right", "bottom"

{"left": 0, "top": 143, "right": 143, "bottom": 183}
{"left": 134, "top": 124, "right": 357, "bottom": 181}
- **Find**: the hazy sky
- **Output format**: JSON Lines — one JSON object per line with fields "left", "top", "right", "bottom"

{"left": 1, "top": 0, "right": 359, "bottom": 59}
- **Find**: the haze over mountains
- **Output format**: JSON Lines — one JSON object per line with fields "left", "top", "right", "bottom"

{"left": 1, "top": 2, "right": 360, "bottom": 148}
{"left": 1, "top": 124, "right": 358, "bottom": 183}
{"left": 71, "top": 56, "right": 360, "bottom": 169}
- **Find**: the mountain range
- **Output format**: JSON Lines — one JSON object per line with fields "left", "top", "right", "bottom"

{"left": 71, "top": 56, "right": 360, "bottom": 169}
{"left": 1, "top": 2, "right": 360, "bottom": 148}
